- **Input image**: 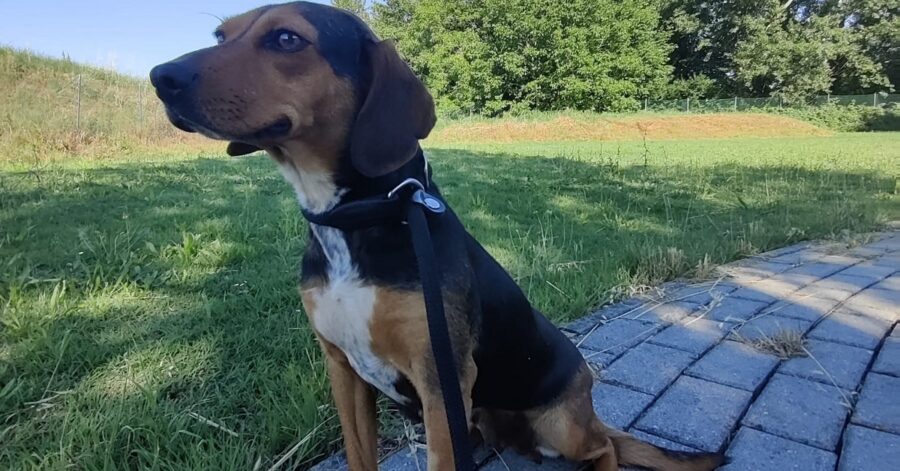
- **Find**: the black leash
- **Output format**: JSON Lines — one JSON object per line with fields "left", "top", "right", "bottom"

{"left": 404, "top": 188, "right": 476, "bottom": 471}
{"left": 302, "top": 179, "right": 476, "bottom": 471}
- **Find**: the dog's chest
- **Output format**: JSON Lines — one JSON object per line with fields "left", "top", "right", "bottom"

{"left": 305, "top": 226, "right": 409, "bottom": 405}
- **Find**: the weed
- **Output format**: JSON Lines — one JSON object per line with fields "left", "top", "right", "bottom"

{"left": 736, "top": 330, "right": 807, "bottom": 359}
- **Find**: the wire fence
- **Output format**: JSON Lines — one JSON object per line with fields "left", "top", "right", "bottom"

{"left": 645, "top": 93, "right": 900, "bottom": 113}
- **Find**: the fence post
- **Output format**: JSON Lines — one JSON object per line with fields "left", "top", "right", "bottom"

{"left": 874, "top": 93, "right": 878, "bottom": 107}
{"left": 76, "top": 73, "right": 82, "bottom": 133}
{"left": 734, "top": 96, "right": 738, "bottom": 111}
{"left": 644, "top": 98, "right": 647, "bottom": 111}
{"left": 686, "top": 97, "right": 690, "bottom": 112}
{"left": 138, "top": 81, "right": 144, "bottom": 130}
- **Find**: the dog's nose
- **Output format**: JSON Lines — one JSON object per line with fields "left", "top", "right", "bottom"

{"left": 150, "top": 62, "right": 197, "bottom": 100}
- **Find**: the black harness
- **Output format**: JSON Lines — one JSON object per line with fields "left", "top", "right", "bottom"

{"left": 301, "top": 163, "right": 476, "bottom": 471}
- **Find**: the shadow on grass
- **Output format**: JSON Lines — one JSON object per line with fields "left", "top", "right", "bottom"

{"left": 0, "top": 148, "right": 895, "bottom": 468}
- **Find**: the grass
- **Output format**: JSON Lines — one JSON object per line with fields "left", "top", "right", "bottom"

{"left": 1, "top": 130, "right": 897, "bottom": 468}
{"left": 736, "top": 330, "right": 808, "bottom": 359}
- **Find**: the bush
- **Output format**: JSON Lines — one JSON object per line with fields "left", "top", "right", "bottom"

{"left": 775, "top": 104, "right": 900, "bottom": 132}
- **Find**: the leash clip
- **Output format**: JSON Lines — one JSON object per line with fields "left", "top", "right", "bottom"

{"left": 412, "top": 189, "right": 446, "bottom": 214}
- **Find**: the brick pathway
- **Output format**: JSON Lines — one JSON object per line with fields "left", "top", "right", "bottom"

{"left": 312, "top": 229, "right": 900, "bottom": 470}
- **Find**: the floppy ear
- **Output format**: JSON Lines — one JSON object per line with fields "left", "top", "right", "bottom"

{"left": 350, "top": 40, "right": 436, "bottom": 178}
{"left": 227, "top": 142, "right": 261, "bottom": 156}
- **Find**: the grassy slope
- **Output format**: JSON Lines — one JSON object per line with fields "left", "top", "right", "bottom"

{"left": 0, "top": 47, "right": 217, "bottom": 162}
{"left": 2, "top": 133, "right": 898, "bottom": 469}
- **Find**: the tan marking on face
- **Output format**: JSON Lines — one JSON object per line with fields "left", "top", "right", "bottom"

{"left": 197, "top": 4, "right": 359, "bottom": 175}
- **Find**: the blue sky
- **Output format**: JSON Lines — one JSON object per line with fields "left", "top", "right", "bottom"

{"left": 0, "top": 1, "right": 328, "bottom": 77}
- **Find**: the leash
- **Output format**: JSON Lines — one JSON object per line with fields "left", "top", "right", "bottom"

{"left": 302, "top": 176, "right": 476, "bottom": 471}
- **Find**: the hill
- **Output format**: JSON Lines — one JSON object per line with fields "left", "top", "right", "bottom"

{"left": 0, "top": 47, "right": 216, "bottom": 162}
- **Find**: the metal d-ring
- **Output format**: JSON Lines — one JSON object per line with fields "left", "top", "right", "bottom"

{"left": 387, "top": 178, "right": 425, "bottom": 199}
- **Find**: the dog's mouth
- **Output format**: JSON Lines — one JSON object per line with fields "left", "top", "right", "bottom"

{"left": 165, "top": 108, "right": 292, "bottom": 143}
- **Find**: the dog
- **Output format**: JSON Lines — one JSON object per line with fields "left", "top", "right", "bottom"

{"left": 150, "top": 3, "right": 724, "bottom": 470}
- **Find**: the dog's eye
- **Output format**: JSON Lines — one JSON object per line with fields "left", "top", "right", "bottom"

{"left": 270, "top": 30, "right": 308, "bottom": 53}
{"left": 214, "top": 31, "right": 225, "bottom": 44}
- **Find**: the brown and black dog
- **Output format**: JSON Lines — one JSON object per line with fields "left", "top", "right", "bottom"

{"left": 150, "top": 3, "right": 723, "bottom": 470}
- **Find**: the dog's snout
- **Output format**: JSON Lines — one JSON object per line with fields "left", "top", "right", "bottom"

{"left": 150, "top": 63, "right": 197, "bottom": 100}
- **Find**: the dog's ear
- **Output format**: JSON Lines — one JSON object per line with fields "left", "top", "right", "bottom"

{"left": 350, "top": 39, "right": 436, "bottom": 178}
{"left": 227, "top": 142, "right": 261, "bottom": 156}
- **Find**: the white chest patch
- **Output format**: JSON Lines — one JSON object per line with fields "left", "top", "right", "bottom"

{"left": 309, "top": 278, "right": 408, "bottom": 405}
{"left": 277, "top": 159, "right": 407, "bottom": 404}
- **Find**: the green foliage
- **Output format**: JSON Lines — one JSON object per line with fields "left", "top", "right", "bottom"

{"left": 734, "top": 5, "right": 890, "bottom": 102}
{"left": 330, "top": 0, "right": 370, "bottom": 22}
{"left": 373, "top": 0, "right": 673, "bottom": 115}
{"left": 776, "top": 103, "right": 900, "bottom": 131}
{"left": 659, "top": 0, "right": 897, "bottom": 100}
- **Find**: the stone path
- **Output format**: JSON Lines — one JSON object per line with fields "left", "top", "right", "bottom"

{"left": 312, "top": 229, "right": 900, "bottom": 470}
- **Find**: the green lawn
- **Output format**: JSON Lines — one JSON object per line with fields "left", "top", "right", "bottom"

{"left": 1, "top": 133, "right": 897, "bottom": 469}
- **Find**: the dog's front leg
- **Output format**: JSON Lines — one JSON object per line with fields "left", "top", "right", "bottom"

{"left": 321, "top": 340, "right": 378, "bottom": 471}
{"left": 415, "top": 356, "right": 477, "bottom": 471}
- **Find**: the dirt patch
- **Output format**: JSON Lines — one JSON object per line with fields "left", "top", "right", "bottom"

{"left": 430, "top": 113, "right": 831, "bottom": 143}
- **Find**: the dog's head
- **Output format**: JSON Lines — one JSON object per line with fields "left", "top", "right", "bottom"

{"left": 150, "top": 2, "right": 435, "bottom": 177}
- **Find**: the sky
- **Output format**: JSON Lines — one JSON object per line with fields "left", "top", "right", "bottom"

{"left": 0, "top": 1, "right": 328, "bottom": 78}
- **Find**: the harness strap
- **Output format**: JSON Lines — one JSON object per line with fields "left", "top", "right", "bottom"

{"left": 405, "top": 194, "right": 476, "bottom": 471}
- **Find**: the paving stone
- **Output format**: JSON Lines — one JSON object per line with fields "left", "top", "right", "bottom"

{"left": 742, "top": 374, "right": 849, "bottom": 450}
{"left": 844, "top": 288, "right": 900, "bottom": 321}
{"left": 627, "top": 429, "right": 700, "bottom": 453}
{"left": 873, "top": 251, "right": 900, "bottom": 268}
{"left": 595, "top": 298, "right": 649, "bottom": 323}
{"left": 852, "top": 373, "right": 900, "bottom": 434}
{"left": 480, "top": 449, "right": 580, "bottom": 471}
{"left": 730, "top": 278, "right": 803, "bottom": 304}
{"left": 764, "top": 247, "right": 821, "bottom": 265}
{"left": 602, "top": 343, "right": 696, "bottom": 395}
{"left": 591, "top": 383, "right": 655, "bottom": 430}
{"left": 729, "top": 315, "right": 813, "bottom": 342}
{"left": 722, "top": 427, "right": 837, "bottom": 471}
{"left": 779, "top": 339, "right": 873, "bottom": 390}
{"left": 663, "top": 282, "right": 738, "bottom": 308}
{"left": 699, "top": 296, "right": 771, "bottom": 323}
{"left": 635, "top": 376, "right": 751, "bottom": 452}
{"left": 846, "top": 245, "right": 888, "bottom": 259}
{"left": 875, "top": 274, "right": 900, "bottom": 291}
{"left": 379, "top": 447, "right": 427, "bottom": 471}
{"left": 579, "top": 348, "right": 615, "bottom": 368}
{"left": 568, "top": 299, "right": 658, "bottom": 334}
{"left": 619, "top": 301, "right": 700, "bottom": 324}
{"left": 309, "top": 452, "right": 347, "bottom": 471}
{"left": 786, "top": 261, "right": 850, "bottom": 279}
{"left": 817, "top": 254, "right": 866, "bottom": 266}
{"left": 648, "top": 317, "right": 731, "bottom": 355}
{"left": 578, "top": 319, "right": 661, "bottom": 356}
{"left": 758, "top": 296, "right": 841, "bottom": 322}
{"left": 797, "top": 273, "right": 878, "bottom": 301}
{"left": 872, "top": 336, "right": 900, "bottom": 376}
{"left": 865, "top": 235, "right": 900, "bottom": 252}
{"left": 839, "top": 261, "right": 896, "bottom": 280}
{"left": 720, "top": 260, "right": 794, "bottom": 282}
{"left": 686, "top": 340, "right": 779, "bottom": 392}
{"left": 807, "top": 308, "right": 891, "bottom": 350}
{"left": 562, "top": 312, "right": 603, "bottom": 335}
{"left": 839, "top": 425, "right": 900, "bottom": 471}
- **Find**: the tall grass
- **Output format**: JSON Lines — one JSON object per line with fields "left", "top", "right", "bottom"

{"left": 0, "top": 48, "right": 217, "bottom": 162}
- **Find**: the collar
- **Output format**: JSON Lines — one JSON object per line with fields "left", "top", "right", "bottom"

{"left": 300, "top": 151, "right": 446, "bottom": 231}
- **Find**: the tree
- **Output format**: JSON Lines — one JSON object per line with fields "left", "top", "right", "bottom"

{"left": 331, "top": 0, "right": 370, "bottom": 22}
{"left": 733, "top": 1, "right": 892, "bottom": 101}
{"left": 372, "top": 0, "right": 673, "bottom": 115}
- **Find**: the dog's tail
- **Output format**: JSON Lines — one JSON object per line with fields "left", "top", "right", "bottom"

{"left": 604, "top": 428, "right": 725, "bottom": 471}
